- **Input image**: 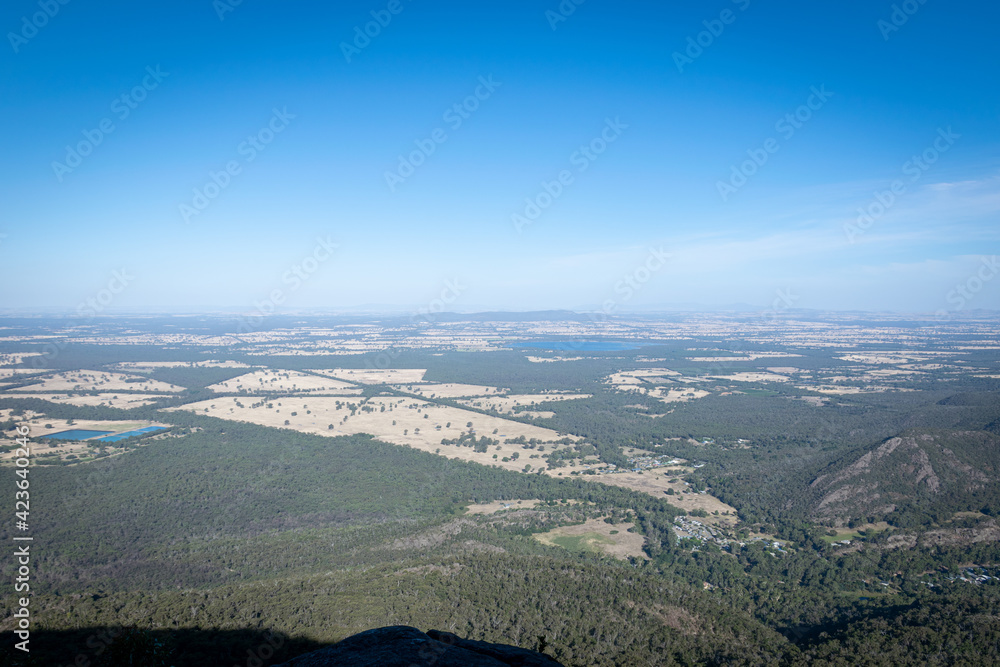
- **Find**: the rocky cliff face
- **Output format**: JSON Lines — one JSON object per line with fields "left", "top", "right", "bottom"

{"left": 276, "top": 625, "right": 565, "bottom": 667}
{"left": 807, "top": 430, "right": 1000, "bottom": 524}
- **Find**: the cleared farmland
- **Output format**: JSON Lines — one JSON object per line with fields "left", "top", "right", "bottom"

{"left": 165, "top": 395, "right": 580, "bottom": 474}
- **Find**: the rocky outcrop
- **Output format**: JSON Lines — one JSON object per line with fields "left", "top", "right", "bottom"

{"left": 276, "top": 625, "right": 564, "bottom": 667}
{"left": 807, "top": 430, "right": 999, "bottom": 524}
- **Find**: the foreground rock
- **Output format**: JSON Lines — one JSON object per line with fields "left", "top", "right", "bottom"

{"left": 276, "top": 625, "right": 564, "bottom": 666}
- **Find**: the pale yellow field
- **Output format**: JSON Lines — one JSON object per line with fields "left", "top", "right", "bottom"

{"left": 165, "top": 395, "right": 579, "bottom": 474}
{"left": 117, "top": 360, "right": 253, "bottom": 370}
{"left": 534, "top": 518, "right": 648, "bottom": 560}
{"left": 688, "top": 352, "right": 802, "bottom": 362}
{"left": 21, "top": 419, "right": 155, "bottom": 437}
{"left": 0, "top": 369, "right": 48, "bottom": 380}
{"left": 901, "top": 363, "right": 956, "bottom": 371}
{"left": 395, "top": 382, "right": 508, "bottom": 398}
{"left": 1, "top": 419, "right": 168, "bottom": 464}
{"left": 605, "top": 368, "right": 685, "bottom": 391}
{"left": 628, "top": 368, "right": 682, "bottom": 377}
{"left": 0, "top": 353, "right": 43, "bottom": 366}
{"left": 802, "top": 385, "right": 895, "bottom": 395}
{"left": 166, "top": 384, "right": 736, "bottom": 506}
{"left": 621, "top": 446, "right": 687, "bottom": 460}
{"left": 649, "top": 388, "right": 710, "bottom": 404}
{"left": 245, "top": 348, "right": 378, "bottom": 356}
{"left": 606, "top": 374, "right": 643, "bottom": 388}
{"left": 456, "top": 393, "right": 591, "bottom": 413}
{"left": 0, "top": 393, "right": 168, "bottom": 409}
{"left": 314, "top": 368, "right": 427, "bottom": 384}
{"left": 17, "top": 370, "right": 182, "bottom": 393}
{"left": 660, "top": 490, "right": 738, "bottom": 526}
{"left": 0, "top": 408, "right": 44, "bottom": 422}
{"left": 862, "top": 369, "right": 920, "bottom": 377}
{"left": 555, "top": 469, "right": 737, "bottom": 526}
{"left": 642, "top": 375, "right": 682, "bottom": 385}
{"left": 707, "top": 372, "right": 789, "bottom": 382}
{"left": 794, "top": 396, "right": 829, "bottom": 406}
{"left": 206, "top": 369, "right": 360, "bottom": 394}
{"left": 837, "top": 353, "right": 933, "bottom": 364}
{"left": 465, "top": 499, "right": 541, "bottom": 514}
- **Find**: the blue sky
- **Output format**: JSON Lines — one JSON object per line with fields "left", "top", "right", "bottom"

{"left": 1, "top": 0, "right": 998, "bottom": 314}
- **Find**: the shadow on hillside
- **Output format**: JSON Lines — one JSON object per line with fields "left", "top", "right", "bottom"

{"left": 0, "top": 626, "right": 325, "bottom": 667}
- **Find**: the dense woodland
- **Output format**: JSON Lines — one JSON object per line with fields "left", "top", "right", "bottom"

{"left": 1, "top": 329, "right": 1000, "bottom": 665}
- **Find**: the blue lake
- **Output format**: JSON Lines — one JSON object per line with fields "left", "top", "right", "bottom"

{"left": 514, "top": 341, "right": 642, "bottom": 352}
{"left": 42, "top": 429, "right": 113, "bottom": 441}
{"left": 96, "top": 426, "right": 167, "bottom": 443}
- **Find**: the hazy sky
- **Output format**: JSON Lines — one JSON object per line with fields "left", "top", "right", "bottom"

{"left": 2, "top": 0, "right": 998, "bottom": 315}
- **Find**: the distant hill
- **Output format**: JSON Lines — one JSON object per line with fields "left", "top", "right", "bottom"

{"left": 806, "top": 429, "right": 1000, "bottom": 527}
{"left": 420, "top": 310, "right": 587, "bottom": 323}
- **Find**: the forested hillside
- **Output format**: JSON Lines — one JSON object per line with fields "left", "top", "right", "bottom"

{"left": 806, "top": 429, "right": 1000, "bottom": 527}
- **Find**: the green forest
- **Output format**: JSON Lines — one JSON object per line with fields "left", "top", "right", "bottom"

{"left": 1, "top": 330, "right": 999, "bottom": 666}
